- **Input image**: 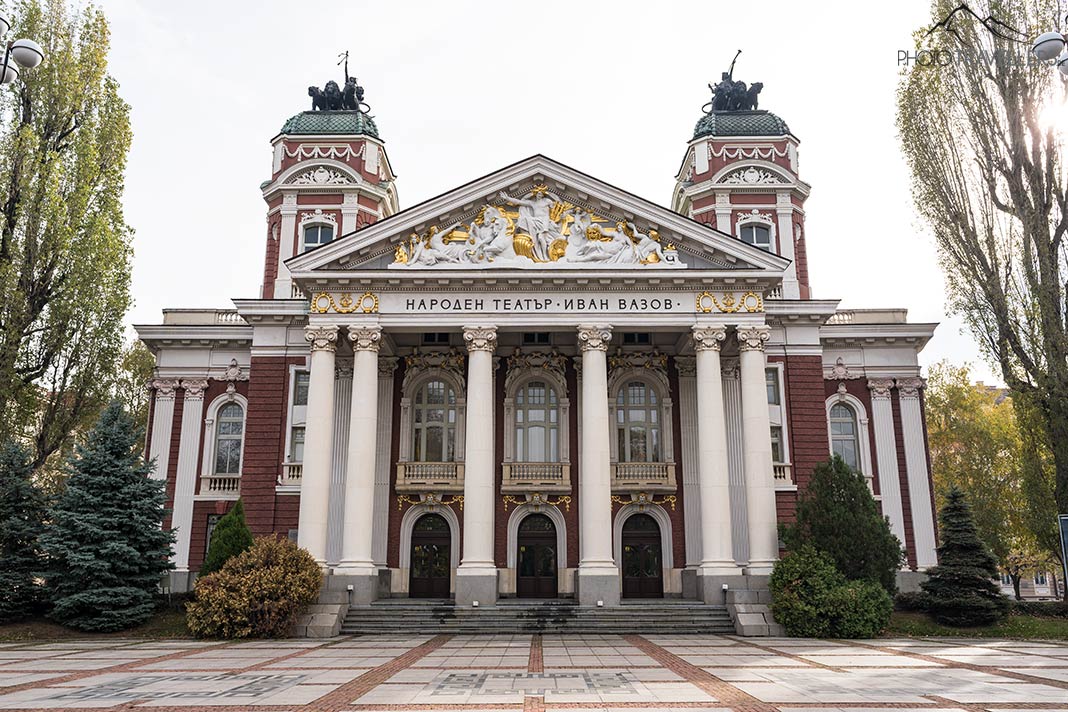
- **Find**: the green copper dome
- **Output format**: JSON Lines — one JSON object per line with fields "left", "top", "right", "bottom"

{"left": 280, "top": 110, "right": 380, "bottom": 139}
{"left": 693, "top": 110, "right": 790, "bottom": 139}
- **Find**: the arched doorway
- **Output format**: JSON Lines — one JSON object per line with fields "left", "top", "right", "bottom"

{"left": 621, "top": 513, "right": 664, "bottom": 599}
{"left": 516, "top": 513, "right": 558, "bottom": 598}
{"left": 409, "top": 513, "right": 450, "bottom": 598}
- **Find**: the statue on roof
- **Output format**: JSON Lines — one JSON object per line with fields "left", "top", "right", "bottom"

{"left": 307, "top": 51, "right": 371, "bottom": 113}
{"left": 704, "top": 50, "right": 763, "bottom": 113}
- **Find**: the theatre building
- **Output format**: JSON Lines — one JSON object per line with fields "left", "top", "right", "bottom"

{"left": 136, "top": 73, "right": 938, "bottom": 633}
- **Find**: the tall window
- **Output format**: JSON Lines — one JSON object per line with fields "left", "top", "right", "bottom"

{"left": 303, "top": 224, "right": 334, "bottom": 252}
{"left": 829, "top": 403, "right": 860, "bottom": 471}
{"left": 766, "top": 368, "right": 781, "bottom": 405}
{"left": 290, "top": 426, "right": 305, "bottom": 462}
{"left": 616, "top": 380, "right": 661, "bottom": 462}
{"left": 515, "top": 380, "right": 559, "bottom": 462}
{"left": 413, "top": 379, "right": 457, "bottom": 462}
{"left": 214, "top": 403, "right": 244, "bottom": 474}
{"left": 770, "top": 425, "right": 784, "bottom": 463}
{"left": 740, "top": 224, "right": 772, "bottom": 251}
{"left": 293, "top": 372, "right": 310, "bottom": 406}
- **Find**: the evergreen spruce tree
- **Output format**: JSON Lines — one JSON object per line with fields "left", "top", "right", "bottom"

{"left": 782, "top": 455, "right": 904, "bottom": 593}
{"left": 921, "top": 486, "right": 1010, "bottom": 626}
{"left": 39, "top": 401, "right": 174, "bottom": 632}
{"left": 0, "top": 442, "right": 47, "bottom": 622}
{"left": 200, "top": 499, "right": 253, "bottom": 577}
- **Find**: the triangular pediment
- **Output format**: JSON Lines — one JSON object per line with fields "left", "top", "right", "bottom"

{"left": 286, "top": 155, "right": 790, "bottom": 277}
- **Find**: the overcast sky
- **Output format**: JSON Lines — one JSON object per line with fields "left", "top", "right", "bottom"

{"left": 93, "top": 0, "right": 997, "bottom": 383}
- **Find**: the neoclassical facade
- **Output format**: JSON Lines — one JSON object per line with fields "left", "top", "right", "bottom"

{"left": 137, "top": 77, "right": 938, "bottom": 611}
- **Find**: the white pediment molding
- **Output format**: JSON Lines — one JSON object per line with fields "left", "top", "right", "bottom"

{"left": 286, "top": 155, "right": 791, "bottom": 275}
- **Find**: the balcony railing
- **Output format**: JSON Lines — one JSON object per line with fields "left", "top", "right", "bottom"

{"left": 502, "top": 462, "right": 571, "bottom": 493}
{"left": 396, "top": 461, "right": 465, "bottom": 492}
{"left": 203, "top": 474, "right": 241, "bottom": 495}
{"left": 773, "top": 463, "right": 793, "bottom": 488}
{"left": 279, "top": 462, "right": 303, "bottom": 487}
{"left": 611, "top": 462, "right": 676, "bottom": 492}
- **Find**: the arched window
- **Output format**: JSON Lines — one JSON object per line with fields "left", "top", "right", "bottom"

{"left": 515, "top": 379, "right": 559, "bottom": 462}
{"left": 412, "top": 379, "right": 458, "bottom": 462}
{"left": 829, "top": 403, "right": 860, "bottom": 470}
{"left": 303, "top": 224, "right": 334, "bottom": 252}
{"left": 616, "top": 380, "right": 661, "bottom": 462}
{"left": 214, "top": 403, "right": 244, "bottom": 475}
{"left": 739, "top": 224, "right": 772, "bottom": 251}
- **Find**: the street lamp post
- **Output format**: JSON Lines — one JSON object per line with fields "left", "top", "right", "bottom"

{"left": 0, "top": 14, "right": 45, "bottom": 85}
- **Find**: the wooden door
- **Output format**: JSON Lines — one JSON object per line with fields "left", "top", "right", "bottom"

{"left": 621, "top": 513, "right": 664, "bottom": 599}
{"left": 409, "top": 513, "right": 451, "bottom": 599}
{"left": 516, "top": 513, "right": 558, "bottom": 598}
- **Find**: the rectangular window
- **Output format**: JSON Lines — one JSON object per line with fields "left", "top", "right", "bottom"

{"left": 1000, "top": 573, "right": 1012, "bottom": 586}
{"left": 1035, "top": 572, "right": 1048, "bottom": 586}
{"left": 522, "top": 332, "right": 551, "bottom": 345}
{"left": 766, "top": 368, "right": 781, "bottom": 405}
{"left": 293, "top": 372, "right": 310, "bottom": 406}
{"left": 622, "top": 332, "right": 651, "bottom": 345}
{"left": 290, "top": 426, "right": 305, "bottom": 462}
{"left": 205, "top": 514, "right": 222, "bottom": 555}
{"left": 422, "top": 332, "right": 451, "bottom": 345}
{"left": 770, "top": 425, "right": 784, "bottom": 463}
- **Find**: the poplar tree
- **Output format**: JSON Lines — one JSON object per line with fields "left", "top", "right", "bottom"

{"left": 0, "top": 0, "right": 134, "bottom": 472}
{"left": 39, "top": 401, "right": 173, "bottom": 632}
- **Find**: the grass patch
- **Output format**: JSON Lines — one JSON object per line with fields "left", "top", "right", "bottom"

{"left": 0, "top": 609, "right": 190, "bottom": 642}
{"left": 886, "top": 611, "right": 1068, "bottom": 640}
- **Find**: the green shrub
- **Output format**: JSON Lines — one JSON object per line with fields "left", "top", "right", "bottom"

{"left": 200, "top": 499, "right": 253, "bottom": 577}
{"left": 782, "top": 456, "right": 904, "bottom": 594}
{"left": 894, "top": 590, "right": 931, "bottom": 612}
{"left": 1011, "top": 600, "right": 1068, "bottom": 618}
{"left": 770, "top": 545, "right": 893, "bottom": 638}
{"left": 186, "top": 536, "right": 321, "bottom": 639}
{"left": 921, "top": 487, "right": 1009, "bottom": 627}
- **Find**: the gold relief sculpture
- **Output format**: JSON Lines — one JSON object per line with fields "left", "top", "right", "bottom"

{"left": 695, "top": 290, "right": 765, "bottom": 314}
{"left": 502, "top": 493, "right": 571, "bottom": 512}
{"left": 308, "top": 291, "right": 380, "bottom": 314}
{"left": 397, "top": 493, "right": 464, "bottom": 511}
{"left": 610, "top": 492, "right": 677, "bottom": 511}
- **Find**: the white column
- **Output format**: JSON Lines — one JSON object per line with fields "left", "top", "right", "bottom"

{"left": 298, "top": 325, "right": 338, "bottom": 566}
{"left": 576, "top": 325, "right": 620, "bottom": 606}
{"left": 738, "top": 325, "right": 778, "bottom": 575}
{"left": 171, "top": 379, "right": 208, "bottom": 572}
{"left": 336, "top": 327, "right": 382, "bottom": 596}
{"left": 675, "top": 356, "right": 701, "bottom": 568}
{"left": 273, "top": 194, "right": 298, "bottom": 298}
{"left": 341, "top": 193, "right": 359, "bottom": 234}
{"left": 372, "top": 358, "right": 398, "bottom": 567}
{"left": 455, "top": 326, "right": 498, "bottom": 605}
{"left": 326, "top": 365, "right": 352, "bottom": 565}
{"left": 714, "top": 192, "right": 732, "bottom": 232}
{"left": 868, "top": 378, "right": 907, "bottom": 550}
{"left": 147, "top": 379, "right": 180, "bottom": 481}
{"left": 722, "top": 361, "right": 749, "bottom": 564}
{"left": 692, "top": 326, "right": 737, "bottom": 574}
{"left": 897, "top": 377, "right": 938, "bottom": 569}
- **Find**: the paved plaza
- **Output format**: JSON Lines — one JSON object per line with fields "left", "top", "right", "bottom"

{"left": 0, "top": 633, "right": 1065, "bottom": 711}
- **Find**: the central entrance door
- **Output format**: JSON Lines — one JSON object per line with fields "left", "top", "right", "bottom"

{"left": 516, "top": 513, "right": 558, "bottom": 598}
{"left": 621, "top": 513, "right": 664, "bottom": 598}
{"left": 409, "top": 513, "right": 451, "bottom": 598}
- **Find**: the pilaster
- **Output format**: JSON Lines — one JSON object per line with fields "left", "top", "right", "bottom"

{"left": 897, "top": 377, "right": 938, "bottom": 569}
{"left": 172, "top": 379, "right": 208, "bottom": 573}
{"left": 868, "top": 378, "right": 908, "bottom": 552}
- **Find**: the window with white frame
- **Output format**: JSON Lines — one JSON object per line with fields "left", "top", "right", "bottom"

{"left": 770, "top": 425, "right": 784, "bottom": 463}
{"left": 740, "top": 223, "right": 772, "bottom": 251}
{"left": 293, "top": 372, "right": 309, "bottom": 406}
{"left": 616, "top": 380, "right": 661, "bottom": 463}
{"left": 1035, "top": 572, "right": 1048, "bottom": 586}
{"left": 829, "top": 402, "right": 860, "bottom": 471}
{"left": 214, "top": 403, "right": 244, "bottom": 475}
{"left": 303, "top": 224, "right": 334, "bottom": 252}
{"left": 766, "top": 368, "right": 781, "bottom": 405}
{"left": 290, "top": 426, "right": 305, "bottom": 462}
{"left": 515, "top": 379, "right": 559, "bottom": 462}
{"left": 1000, "top": 572, "right": 1013, "bottom": 586}
{"left": 412, "top": 379, "right": 458, "bottom": 462}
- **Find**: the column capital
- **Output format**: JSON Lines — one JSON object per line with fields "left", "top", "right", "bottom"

{"left": 867, "top": 378, "right": 895, "bottom": 400}
{"left": 305, "top": 324, "right": 339, "bottom": 352}
{"left": 675, "top": 355, "right": 696, "bottom": 378}
{"left": 463, "top": 325, "right": 498, "bottom": 353}
{"left": 896, "top": 377, "right": 925, "bottom": 399}
{"left": 151, "top": 378, "right": 181, "bottom": 401}
{"left": 692, "top": 325, "right": 727, "bottom": 352}
{"left": 348, "top": 325, "right": 382, "bottom": 352}
{"left": 180, "top": 379, "right": 210, "bottom": 401}
{"left": 378, "top": 356, "right": 399, "bottom": 376}
{"left": 577, "top": 325, "right": 612, "bottom": 352}
{"left": 737, "top": 325, "right": 771, "bottom": 352}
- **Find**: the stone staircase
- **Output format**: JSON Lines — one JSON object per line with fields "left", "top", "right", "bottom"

{"left": 340, "top": 598, "right": 736, "bottom": 635}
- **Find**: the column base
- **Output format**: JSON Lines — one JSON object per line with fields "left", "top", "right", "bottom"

{"left": 744, "top": 561, "right": 776, "bottom": 576}
{"left": 575, "top": 566, "right": 620, "bottom": 607}
{"left": 697, "top": 571, "right": 749, "bottom": 605}
{"left": 454, "top": 567, "right": 498, "bottom": 607}
{"left": 326, "top": 572, "right": 379, "bottom": 605}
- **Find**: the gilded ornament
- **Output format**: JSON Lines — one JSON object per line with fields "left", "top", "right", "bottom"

{"left": 610, "top": 492, "right": 677, "bottom": 511}
{"left": 308, "top": 291, "right": 380, "bottom": 315}
{"left": 694, "top": 290, "right": 764, "bottom": 314}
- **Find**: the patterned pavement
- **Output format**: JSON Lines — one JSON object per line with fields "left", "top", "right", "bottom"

{"left": 0, "top": 633, "right": 1065, "bottom": 710}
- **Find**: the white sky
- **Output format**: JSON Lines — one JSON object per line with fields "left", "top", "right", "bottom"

{"left": 93, "top": 0, "right": 998, "bottom": 383}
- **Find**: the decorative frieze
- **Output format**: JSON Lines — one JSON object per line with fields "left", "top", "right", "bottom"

{"left": 695, "top": 291, "right": 764, "bottom": 314}
{"left": 402, "top": 348, "right": 465, "bottom": 392}
{"left": 463, "top": 326, "right": 498, "bottom": 353}
{"left": 825, "top": 356, "right": 860, "bottom": 381}
{"left": 691, "top": 325, "right": 727, "bottom": 352}
{"left": 577, "top": 325, "right": 612, "bottom": 352}
{"left": 608, "top": 348, "right": 668, "bottom": 374}
{"left": 305, "top": 325, "right": 339, "bottom": 352}
{"left": 505, "top": 348, "right": 567, "bottom": 386}
{"left": 737, "top": 325, "right": 771, "bottom": 352}
{"left": 310, "top": 291, "right": 379, "bottom": 314}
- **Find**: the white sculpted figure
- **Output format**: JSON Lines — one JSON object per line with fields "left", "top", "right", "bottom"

{"left": 408, "top": 222, "right": 463, "bottom": 266}
{"left": 627, "top": 222, "right": 668, "bottom": 264}
{"left": 498, "top": 188, "right": 563, "bottom": 262}
{"left": 469, "top": 206, "right": 513, "bottom": 262}
{"left": 565, "top": 209, "right": 615, "bottom": 262}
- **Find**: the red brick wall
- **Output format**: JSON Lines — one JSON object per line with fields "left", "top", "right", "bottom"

{"left": 794, "top": 216, "right": 811, "bottom": 299}
{"left": 161, "top": 393, "right": 184, "bottom": 531}
{"left": 667, "top": 359, "right": 687, "bottom": 566}
{"left": 781, "top": 355, "right": 828, "bottom": 496}
{"left": 261, "top": 220, "right": 280, "bottom": 299}
{"left": 824, "top": 379, "right": 881, "bottom": 496}
{"left": 387, "top": 360, "right": 406, "bottom": 569}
